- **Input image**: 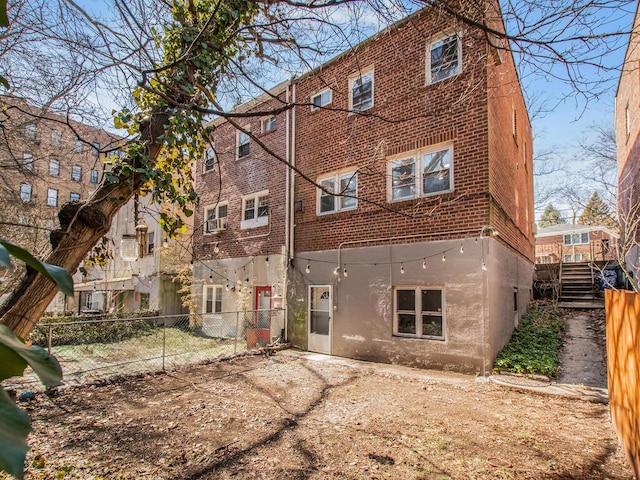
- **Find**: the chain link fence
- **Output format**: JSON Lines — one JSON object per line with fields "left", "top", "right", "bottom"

{"left": 4, "top": 309, "right": 284, "bottom": 392}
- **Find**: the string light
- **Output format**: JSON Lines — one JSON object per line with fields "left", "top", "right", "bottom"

{"left": 400, "top": 264, "right": 405, "bottom": 274}
{"left": 422, "top": 259, "right": 427, "bottom": 269}
{"left": 226, "top": 282, "right": 230, "bottom": 291}
{"left": 343, "top": 266, "right": 348, "bottom": 277}
{"left": 442, "top": 254, "right": 446, "bottom": 262}
{"left": 482, "top": 262, "right": 488, "bottom": 271}
{"left": 305, "top": 263, "right": 310, "bottom": 274}
{"left": 214, "top": 242, "right": 220, "bottom": 253}
{"left": 333, "top": 266, "right": 339, "bottom": 276}
{"left": 460, "top": 244, "right": 464, "bottom": 254}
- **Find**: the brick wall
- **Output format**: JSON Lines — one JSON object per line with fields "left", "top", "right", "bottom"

{"left": 193, "top": 90, "right": 289, "bottom": 262}
{"left": 293, "top": 8, "right": 500, "bottom": 253}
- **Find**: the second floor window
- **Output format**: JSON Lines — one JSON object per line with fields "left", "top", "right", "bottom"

{"left": 389, "top": 145, "right": 453, "bottom": 201}
{"left": 311, "top": 89, "right": 332, "bottom": 111}
{"left": 71, "top": 165, "right": 82, "bottom": 181}
{"left": 20, "top": 184, "right": 32, "bottom": 202}
{"left": 350, "top": 71, "right": 373, "bottom": 112}
{"left": 241, "top": 191, "right": 268, "bottom": 229}
{"left": 204, "top": 203, "right": 228, "bottom": 233}
{"left": 564, "top": 233, "right": 589, "bottom": 245}
{"left": 237, "top": 130, "right": 250, "bottom": 158}
{"left": 47, "top": 188, "right": 58, "bottom": 207}
{"left": 262, "top": 116, "right": 276, "bottom": 133}
{"left": 49, "top": 159, "right": 60, "bottom": 177}
{"left": 318, "top": 171, "right": 358, "bottom": 214}
{"left": 90, "top": 169, "right": 99, "bottom": 183}
{"left": 70, "top": 192, "right": 80, "bottom": 202}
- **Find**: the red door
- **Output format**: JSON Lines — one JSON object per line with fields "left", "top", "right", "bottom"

{"left": 249, "top": 286, "right": 271, "bottom": 346}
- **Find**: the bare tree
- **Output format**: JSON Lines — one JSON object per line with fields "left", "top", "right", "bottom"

{"left": 0, "top": 0, "right": 636, "bottom": 337}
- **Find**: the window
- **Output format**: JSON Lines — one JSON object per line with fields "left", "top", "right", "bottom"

{"left": 22, "top": 153, "right": 34, "bottom": 171}
{"left": 204, "top": 285, "right": 223, "bottom": 314}
{"left": 71, "top": 164, "right": 82, "bottom": 181}
{"left": 311, "top": 89, "right": 332, "bottom": 111}
{"left": 204, "top": 147, "right": 216, "bottom": 172}
{"left": 428, "top": 34, "right": 461, "bottom": 83}
{"left": 564, "top": 232, "right": 589, "bottom": 245}
{"left": 92, "top": 142, "right": 100, "bottom": 157}
{"left": 20, "top": 184, "right": 32, "bottom": 202}
{"left": 241, "top": 191, "right": 269, "bottom": 229}
{"left": 389, "top": 145, "right": 453, "bottom": 201}
{"left": 51, "top": 130, "right": 61, "bottom": 146}
{"left": 25, "top": 123, "right": 36, "bottom": 140}
{"left": 49, "top": 159, "right": 60, "bottom": 177}
{"left": 204, "top": 203, "right": 228, "bottom": 233}
{"left": 69, "top": 192, "right": 80, "bottom": 202}
{"left": 318, "top": 171, "right": 358, "bottom": 214}
{"left": 237, "top": 129, "right": 250, "bottom": 158}
{"left": 261, "top": 116, "right": 276, "bottom": 133}
{"left": 47, "top": 188, "right": 58, "bottom": 207}
{"left": 74, "top": 138, "right": 83, "bottom": 153}
{"left": 90, "top": 169, "right": 99, "bottom": 184}
{"left": 147, "top": 232, "right": 155, "bottom": 254}
{"left": 394, "top": 287, "right": 444, "bottom": 339}
{"left": 349, "top": 70, "right": 374, "bottom": 112}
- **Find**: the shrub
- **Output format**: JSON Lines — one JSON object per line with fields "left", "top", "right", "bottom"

{"left": 28, "top": 311, "right": 160, "bottom": 347}
{"left": 493, "top": 303, "right": 564, "bottom": 378}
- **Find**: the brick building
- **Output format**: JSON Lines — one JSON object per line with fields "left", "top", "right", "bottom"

{"left": 193, "top": 4, "right": 534, "bottom": 373}
{"left": 535, "top": 224, "right": 618, "bottom": 264}
{"left": 615, "top": 4, "right": 640, "bottom": 288}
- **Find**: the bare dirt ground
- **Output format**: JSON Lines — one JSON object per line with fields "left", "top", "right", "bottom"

{"left": 9, "top": 350, "right": 631, "bottom": 480}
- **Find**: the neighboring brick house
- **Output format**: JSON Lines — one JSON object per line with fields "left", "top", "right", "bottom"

{"left": 615, "top": 4, "right": 640, "bottom": 288}
{"left": 193, "top": 3, "right": 534, "bottom": 374}
{"left": 192, "top": 85, "right": 290, "bottom": 340}
{"left": 535, "top": 224, "right": 619, "bottom": 264}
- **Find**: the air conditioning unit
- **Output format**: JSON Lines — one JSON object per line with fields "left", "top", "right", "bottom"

{"left": 205, "top": 217, "right": 227, "bottom": 234}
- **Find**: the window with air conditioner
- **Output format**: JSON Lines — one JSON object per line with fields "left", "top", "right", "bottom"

{"left": 204, "top": 203, "right": 228, "bottom": 234}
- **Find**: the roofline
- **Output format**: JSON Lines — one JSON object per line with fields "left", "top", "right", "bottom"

{"left": 614, "top": 1, "right": 640, "bottom": 99}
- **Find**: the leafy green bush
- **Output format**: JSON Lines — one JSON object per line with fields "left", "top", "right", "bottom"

{"left": 28, "top": 311, "right": 159, "bottom": 347}
{"left": 493, "top": 303, "right": 564, "bottom": 378}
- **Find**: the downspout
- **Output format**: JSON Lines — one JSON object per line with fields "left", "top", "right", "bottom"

{"left": 283, "top": 80, "right": 293, "bottom": 341}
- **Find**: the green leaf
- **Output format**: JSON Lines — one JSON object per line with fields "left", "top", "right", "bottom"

{"left": 0, "top": 240, "right": 74, "bottom": 297}
{"left": 0, "top": 388, "right": 31, "bottom": 480}
{"left": 0, "top": 326, "right": 62, "bottom": 387}
{"left": 0, "top": 0, "right": 8, "bottom": 28}
{"left": 0, "top": 75, "right": 8, "bottom": 90}
{"left": 0, "top": 243, "right": 11, "bottom": 269}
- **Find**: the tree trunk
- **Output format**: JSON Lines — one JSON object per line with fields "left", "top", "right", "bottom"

{"left": 0, "top": 113, "right": 169, "bottom": 338}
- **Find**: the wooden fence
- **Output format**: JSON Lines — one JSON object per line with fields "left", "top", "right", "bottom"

{"left": 606, "top": 289, "right": 640, "bottom": 479}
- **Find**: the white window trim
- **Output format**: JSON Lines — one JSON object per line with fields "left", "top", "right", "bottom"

{"left": 203, "top": 285, "right": 224, "bottom": 314}
{"left": 387, "top": 143, "right": 454, "bottom": 202}
{"left": 204, "top": 147, "right": 216, "bottom": 172}
{"left": 204, "top": 202, "right": 228, "bottom": 234}
{"left": 311, "top": 88, "right": 333, "bottom": 111}
{"left": 563, "top": 232, "right": 589, "bottom": 245}
{"left": 261, "top": 115, "right": 276, "bottom": 133}
{"left": 393, "top": 286, "right": 445, "bottom": 340}
{"left": 426, "top": 32, "right": 462, "bottom": 85}
{"left": 241, "top": 190, "right": 269, "bottom": 230}
{"left": 348, "top": 67, "right": 374, "bottom": 112}
{"left": 236, "top": 127, "right": 251, "bottom": 159}
{"left": 46, "top": 188, "right": 58, "bottom": 207}
{"left": 316, "top": 170, "right": 358, "bottom": 215}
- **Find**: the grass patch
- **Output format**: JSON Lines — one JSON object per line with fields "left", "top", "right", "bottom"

{"left": 493, "top": 303, "right": 564, "bottom": 378}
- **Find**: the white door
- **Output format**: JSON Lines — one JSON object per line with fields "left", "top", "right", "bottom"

{"left": 308, "top": 285, "right": 332, "bottom": 354}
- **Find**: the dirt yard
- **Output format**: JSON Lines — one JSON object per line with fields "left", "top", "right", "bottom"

{"left": 9, "top": 350, "right": 632, "bottom": 480}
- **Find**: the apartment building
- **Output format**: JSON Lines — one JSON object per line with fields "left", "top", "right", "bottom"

{"left": 535, "top": 224, "right": 619, "bottom": 264}
{"left": 193, "top": 3, "right": 534, "bottom": 373}
{"left": 615, "top": 4, "right": 640, "bottom": 288}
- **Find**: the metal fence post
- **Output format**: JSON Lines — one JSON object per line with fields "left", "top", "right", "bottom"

{"left": 47, "top": 325, "right": 53, "bottom": 355}
{"left": 162, "top": 317, "right": 167, "bottom": 372}
{"left": 234, "top": 311, "right": 239, "bottom": 354}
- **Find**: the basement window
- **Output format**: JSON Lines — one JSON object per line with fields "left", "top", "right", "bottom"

{"left": 393, "top": 286, "right": 444, "bottom": 340}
